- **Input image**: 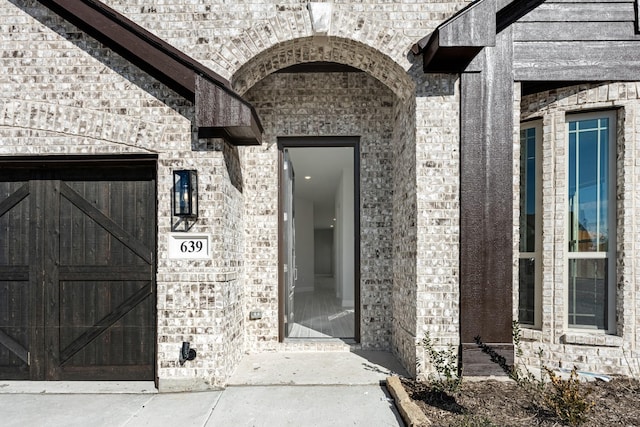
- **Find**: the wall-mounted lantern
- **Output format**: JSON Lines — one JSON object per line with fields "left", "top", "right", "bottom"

{"left": 173, "top": 170, "right": 198, "bottom": 219}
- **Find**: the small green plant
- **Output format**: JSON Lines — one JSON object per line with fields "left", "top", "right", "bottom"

{"left": 543, "top": 367, "right": 595, "bottom": 426}
{"left": 421, "top": 332, "right": 463, "bottom": 395}
{"left": 476, "top": 322, "right": 595, "bottom": 426}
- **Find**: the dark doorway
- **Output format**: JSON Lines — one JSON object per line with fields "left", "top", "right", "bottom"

{"left": 278, "top": 138, "right": 360, "bottom": 341}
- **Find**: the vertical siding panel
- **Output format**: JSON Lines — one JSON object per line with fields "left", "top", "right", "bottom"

{"left": 44, "top": 180, "right": 60, "bottom": 379}
{"left": 0, "top": 179, "right": 31, "bottom": 375}
{"left": 131, "top": 182, "right": 144, "bottom": 363}
{"left": 143, "top": 177, "right": 155, "bottom": 367}
{"left": 30, "top": 178, "right": 44, "bottom": 380}
{"left": 110, "top": 180, "right": 124, "bottom": 366}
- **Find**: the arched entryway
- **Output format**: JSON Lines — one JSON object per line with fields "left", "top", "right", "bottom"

{"left": 233, "top": 36, "right": 418, "bottom": 357}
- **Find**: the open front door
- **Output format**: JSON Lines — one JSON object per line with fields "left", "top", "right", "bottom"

{"left": 282, "top": 150, "right": 296, "bottom": 337}
{"left": 278, "top": 139, "right": 360, "bottom": 341}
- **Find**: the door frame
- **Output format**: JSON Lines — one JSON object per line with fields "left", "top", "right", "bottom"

{"left": 277, "top": 137, "right": 361, "bottom": 342}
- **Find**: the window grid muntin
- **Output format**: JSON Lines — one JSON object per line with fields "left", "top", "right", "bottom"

{"left": 568, "top": 118, "right": 609, "bottom": 254}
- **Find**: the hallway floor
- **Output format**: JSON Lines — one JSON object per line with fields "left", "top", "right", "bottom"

{"left": 289, "top": 275, "right": 355, "bottom": 338}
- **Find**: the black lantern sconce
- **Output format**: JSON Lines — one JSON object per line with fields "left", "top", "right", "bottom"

{"left": 173, "top": 170, "right": 198, "bottom": 219}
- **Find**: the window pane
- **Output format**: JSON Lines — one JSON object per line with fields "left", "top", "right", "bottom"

{"left": 518, "top": 258, "right": 535, "bottom": 325}
{"left": 519, "top": 127, "right": 536, "bottom": 253}
{"left": 568, "top": 258, "right": 607, "bottom": 329}
{"left": 568, "top": 118, "right": 609, "bottom": 253}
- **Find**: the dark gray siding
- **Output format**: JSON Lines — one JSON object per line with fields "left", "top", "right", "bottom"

{"left": 513, "top": 1, "right": 640, "bottom": 80}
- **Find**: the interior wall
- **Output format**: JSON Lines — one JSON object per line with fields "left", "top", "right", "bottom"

{"left": 314, "top": 229, "right": 334, "bottom": 276}
{"left": 294, "top": 196, "right": 315, "bottom": 292}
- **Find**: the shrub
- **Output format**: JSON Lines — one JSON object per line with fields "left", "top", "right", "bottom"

{"left": 421, "top": 332, "right": 463, "bottom": 395}
{"left": 543, "top": 367, "right": 595, "bottom": 426}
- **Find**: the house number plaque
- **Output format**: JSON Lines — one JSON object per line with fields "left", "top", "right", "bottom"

{"left": 168, "top": 233, "right": 212, "bottom": 259}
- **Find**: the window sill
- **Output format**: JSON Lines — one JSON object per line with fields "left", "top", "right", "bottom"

{"left": 560, "top": 332, "right": 623, "bottom": 347}
{"left": 519, "top": 327, "right": 543, "bottom": 341}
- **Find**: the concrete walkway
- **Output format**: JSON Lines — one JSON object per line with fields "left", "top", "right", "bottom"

{"left": 0, "top": 351, "right": 408, "bottom": 427}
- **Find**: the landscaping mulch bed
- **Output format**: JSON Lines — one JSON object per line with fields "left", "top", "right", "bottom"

{"left": 401, "top": 377, "right": 640, "bottom": 426}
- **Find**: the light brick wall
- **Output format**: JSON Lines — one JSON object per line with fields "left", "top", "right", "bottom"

{"left": 414, "top": 73, "right": 461, "bottom": 374}
{"left": 518, "top": 83, "right": 640, "bottom": 376}
{"left": 8, "top": 0, "right": 639, "bottom": 385}
{"left": 101, "top": 0, "right": 472, "bottom": 81}
{"left": 242, "top": 71, "right": 396, "bottom": 352}
{"left": 391, "top": 92, "right": 418, "bottom": 374}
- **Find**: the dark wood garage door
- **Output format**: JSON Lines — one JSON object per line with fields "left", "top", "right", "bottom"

{"left": 0, "top": 159, "right": 156, "bottom": 380}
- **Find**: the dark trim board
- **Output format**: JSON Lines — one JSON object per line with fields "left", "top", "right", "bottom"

{"left": 277, "top": 62, "right": 363, "bottom": 74}
{"left": 0, "top": 154, "right": 158, "bottom": 170}
{"left": 277, "top": 148, "right": 285, "bottom": 343}
{"left": 521, "top": 81, "right": 593, "bottom": 96}
{"left": 514, "top": 41, "right": 640, "bottom": 81}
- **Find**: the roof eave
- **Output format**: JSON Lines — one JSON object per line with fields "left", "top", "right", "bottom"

{"left": 37, "top": 0, "right": 263, "bottom": 146}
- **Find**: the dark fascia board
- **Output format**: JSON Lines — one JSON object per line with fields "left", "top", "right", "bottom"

{"left": 37, "top": 0, "right": 262, "bottom": 145}
{"left": 414, "top": 0, "right": 524, "bottom": 73}
{"left": 413, "top": 0, "right": 497, "bottom": 72}
{"left": 418, "top": 30, "right": 484, "bottom": 73}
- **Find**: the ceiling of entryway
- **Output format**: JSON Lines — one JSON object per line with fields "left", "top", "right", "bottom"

{"left": 288, "top": 147, "right": 353, "bottom": 229}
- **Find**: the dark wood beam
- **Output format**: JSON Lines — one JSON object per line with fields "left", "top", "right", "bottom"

{"left": 459, "top": 29, "right": 515, "bottom": 376}
{"left": 414, "top": 0, "right": 496, "bottom": 72}
{"left": 496, "top": 0, "right": 546, "bottom": 34}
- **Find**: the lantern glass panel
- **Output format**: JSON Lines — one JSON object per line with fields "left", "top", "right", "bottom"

{"left": 173, "top": 170, "right": 197, "bottom": 217}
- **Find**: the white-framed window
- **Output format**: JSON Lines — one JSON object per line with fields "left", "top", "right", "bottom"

{"left": 518, "top": 122, "right": 542, "bottom": 327}
{"left": 566, "top": 111, "right": 617, "bottom": 331}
